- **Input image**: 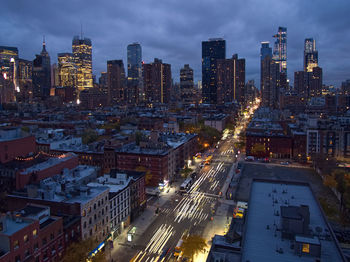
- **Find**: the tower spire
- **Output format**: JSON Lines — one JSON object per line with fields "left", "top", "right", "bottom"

{"left": 42, "top": 35, "right": 47, "bottom": 53}
{"left": 80, "top": 21, "right": 83, "bottom": 39}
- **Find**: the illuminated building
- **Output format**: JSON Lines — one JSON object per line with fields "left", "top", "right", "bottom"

{"left": 304, "top": 38, "right": 318, "bottom": 72}
{"left": 273, "top": 27, "right": 287, "bottom": 74}
{"left": 202, "top": 38, "right": 226, "bottom": 104}
{"left": 216, "top": 54, "right": 245, "bottom": 105}
{"left": 0, "top": 46, "right": 18, "bottom": 83}
{"left": 58, "top": 53, "right": 77, "bottom": 90}
{"left": 180, "top": 64, "right": 195, "bottom": 105}
{"left": 294, "top": 66, "right": 323, "bottom": 99}
{"left": 72, "top": 36, "right": 93, "bottom": 97}
{"left": 143, "top": 58, "right": 171, "bottom": 104}
{"left": 32, "top": 39, "right": 51, "bottom": 99}
{"left": 107, "top": 60, "right": 126, "bottom": 105}
{"left": 16, "top": 59, "right": 33, "bottom": 102}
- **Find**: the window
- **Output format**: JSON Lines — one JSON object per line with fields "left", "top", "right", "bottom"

{"left": 34, "top": 243, "right": 39, "bottom": 251}
{"left": 14, "top": 240, "right": 19, "bottom": 249}
{"left": 82, "top": 210, "right": 86, "bottom": 217}
{"left": 15, "top": 255, "right": 21, "bottom": 262}
{"left": 33, "top": 229, "right": 37, "bottom": 237}
{"left": 25, "top": 249, "right": 30, "bottom": 258}
{"left": 94, "top": 203, "right": 96, "bottom": 210}
{"left": 50, "top": 233, "right": 54, "bottom": 240}
{"left": 24, "top": 234, "right": 29, "bottom": 243}
{"left": 0, "top": 222, "right": 3, "bottom": 231}
{"left": 84, "top": 221, "right": 87, "bottom": 228}
{"left": 42, "top": 237, "right": 47, "bottom": 245}
{"left": 302, "top": 243, "right": 310, "bottom": 253}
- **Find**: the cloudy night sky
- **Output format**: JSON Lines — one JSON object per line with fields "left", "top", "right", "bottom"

{"left": 1, "top": 0, "right": 349, "bottom": 88}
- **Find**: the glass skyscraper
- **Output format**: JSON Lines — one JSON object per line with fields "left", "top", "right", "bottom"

{"left": 202, "top": 38, "right": 225, "bottom": 104}
{"left": 72, "top": 36, "right": 93, "bottom": 97}
{"left": 273, "top": 27, "right": 287, "bottom": 74}
{"left": 304, "top": 38, "right": 318, "bottom": 72}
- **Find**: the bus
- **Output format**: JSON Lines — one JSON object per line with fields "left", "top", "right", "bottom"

{"left": 180, "top": 177, "right": 193, "bottom": 192}
{"left": 174, "top": 238, "right": 183, "bottom": 257}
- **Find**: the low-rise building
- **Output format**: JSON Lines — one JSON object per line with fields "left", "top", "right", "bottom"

{"left": 0, "top": 204, "right": 64, "bottom": 262}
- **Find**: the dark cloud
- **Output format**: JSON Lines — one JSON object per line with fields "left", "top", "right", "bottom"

{"left": 1, "top": 0, "right": 350, "bottom": 88}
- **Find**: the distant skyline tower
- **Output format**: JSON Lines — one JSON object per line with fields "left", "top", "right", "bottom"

{"left": 273, "top": 27, "right": 287, "bottom": 74}
{"left": 58, "top": 53, "right": 77, "bottom": 89}
{"left": 127, "top": 42, "right": 143, "bottom": 102}
{"left": 107, "top": 60, "right": 126, "bottom": 105}
{"left": 180, "top": 64, "right": 194, "bottom": 105}
{"left": 72, "top": 35, "right": 93, "bottom": 98}
{"left": 304, "top": 38, "right": 318, "bottom": 72}
{"left": 143, "top": 58, "right": 172, "bottom": 104}
{"left": 202, "top": 38, "right": 226, "bottom": 104}
{"left": 260, "top": 42, "right": 272, "bottom": 94}
{"left": 32, "top": 38, "right": 51, "bottom": 99}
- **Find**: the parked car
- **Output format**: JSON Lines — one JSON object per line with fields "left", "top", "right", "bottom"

{"left": 280, "top": 161, "right": 289, "bottom": 165}
{"left": 245, "top": 156, "right": 254, "bottom": 161}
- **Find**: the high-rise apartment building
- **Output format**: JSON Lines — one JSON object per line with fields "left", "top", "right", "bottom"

{"left": 304, "top": 38, "right": 318, "bottom": 72}
{"left": 107, "top": 60, "right": 126, "bottom": 105}
{"left": 216, "top": 54, "right": 245, "bottom": 104}
{"left": 72, "top": 36, "right": 93, "bottom": 97}
{"left": 32, "top": 39, "right": 51, "bottom": 99}
{"left": 143, "top": 58, "right": 172, "bottom": 104}
{"left": 261, "top": 51, "right": 281, "bottom": 108}
{"left": 294, "top": 66, "right": 323, "bottom": 99}
{"left": 202, "top": 38, "right": 226, "bottom": 104}
{"left": 180, "top": 64, "right": 194, "bottom": 105}
{"left": 127, "top": 43, "right": 143, "bottom": 103}
{"left": 273, "top": 27, "right": 287, "bottom": 74}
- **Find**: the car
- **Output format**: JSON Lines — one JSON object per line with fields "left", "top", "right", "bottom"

{"left": 280, "top": 161, "right": 289, "bottom": 165}
{"left": 233, "top": 207, "right": 245, "bottom": 219}
{"left": 245, "top": 156, "right": 254, "bottom": 161}
{"left": 263, "top": 158, "right": 270, "bottom": 163}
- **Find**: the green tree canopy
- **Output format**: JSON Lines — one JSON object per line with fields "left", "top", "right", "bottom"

{"left": 62, "top": 238, "right": 106, "bottom": 262}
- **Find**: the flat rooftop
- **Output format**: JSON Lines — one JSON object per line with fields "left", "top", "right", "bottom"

{"left": 241, "top": 180, "right": 345, "bottom": 262}
{"left": 0, "top": 217, "right": 34, "bottom": 236}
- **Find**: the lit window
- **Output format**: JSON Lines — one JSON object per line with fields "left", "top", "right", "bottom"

{"left": 24, "top": 234, "right": 28, "bottom": 242}
{"left": 33, "top": 229, "right": 37, "bottom": 237}
{"left": 302, "top": 243, "right": 310, "bottom": 253}
{"left": 14, "top": 240, "right": 19, "bottom": 249}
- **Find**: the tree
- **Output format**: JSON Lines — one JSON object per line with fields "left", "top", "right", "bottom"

{"left": 82, "top": 129, "right": 99, "bottom": 144}
{"left": 180, "top": 167, "right": 193, "bottom": 178}
{"left": 181, "top": 235, "right": 207, "bottom": 261}
{"left": 62, "top": 238, "right": 106, "bottom": 262}
{"left": 323, "top": 174, "right": 337, "bottom": 189}
{"left": 135, "top": 166, "right": 153, "bottom": 185}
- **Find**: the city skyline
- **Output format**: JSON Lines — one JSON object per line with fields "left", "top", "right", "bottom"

{"left": 1, "top": 0, "right": 350, "bottom": 88}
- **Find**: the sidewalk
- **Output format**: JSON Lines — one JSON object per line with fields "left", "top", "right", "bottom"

{"left": 109, "top": 185, "right": 178, "bottom": 260}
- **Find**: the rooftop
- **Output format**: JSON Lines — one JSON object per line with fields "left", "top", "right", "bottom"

{"left": 242, "top": 179, "right": 346, "bottom": 262}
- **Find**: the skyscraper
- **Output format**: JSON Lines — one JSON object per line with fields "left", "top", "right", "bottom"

{"left": 107, "top": 60, "right": 126, "bottom": 105}
{"left": 17, "top": 59, "right": 33, "bottom": 102}
{"left": 72, "top": 36, "right": 93, "bottom": 97}
{"left": 273, "top": 27, "right": 287, "bottom": 74}
{"left": 127, "top": 43, "right": 143, "bottom": 104}
{"left": 180, "top": 64, "right": 194, "bottom": 105}
{"left": 143, "top": 58, "right": 172, "bottom": 104}
{"left": 202, "top": 38, "right": 226, "bottom": 104}
{"left": 304, "top": 38, "right": 318, "bottom": 72}
{"left": 127, "top": 43, "right": 142, "bottom": 84}
{"left": 261, "top": 41, "right": 281, "bottom": 108}
{"left": 0, "top": 46, "right": 18, "bottom": 85}
{"left": 32, "top": 39, "right": 51, "bottom": 99}
{"left": 58, "top": 53, "right": 77, "bottom": 89}
{"left": 216, "top": 54, "right": 245, "bottom": 104}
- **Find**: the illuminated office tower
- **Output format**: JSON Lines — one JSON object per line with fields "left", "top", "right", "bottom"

{"left": 273, "top": 27, "right": 287, "bottom": 74}
{"left": 32, "top": 39, "right": 51, "bottom": 99}
{"left": 0, "top": 46, "right": 18, "bottom": 87}
{"left": 17, "top": 59, "right": 33, "bottom": 102}
{"left": 304, "top": 38, "right": 318, "bottom": 72}
{"left": 72, "top": 36, "right": 93, "bottom": 97}
{"left": 202, "top": 38, "right": 226, "bottom": 104}
{"left": 58, "top": 53, "right": 77, "bottom": 89}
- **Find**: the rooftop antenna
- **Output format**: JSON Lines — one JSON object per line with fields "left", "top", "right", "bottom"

{"left": 80, "top": 21, "right": 83, "bottom": 39}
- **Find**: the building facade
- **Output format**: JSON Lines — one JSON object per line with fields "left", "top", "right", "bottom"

{"left": 202, "top": 38, "right": 226, "bottom": 104}
{"left": 107, "top": 60, "right": 126, "bottom": 105}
